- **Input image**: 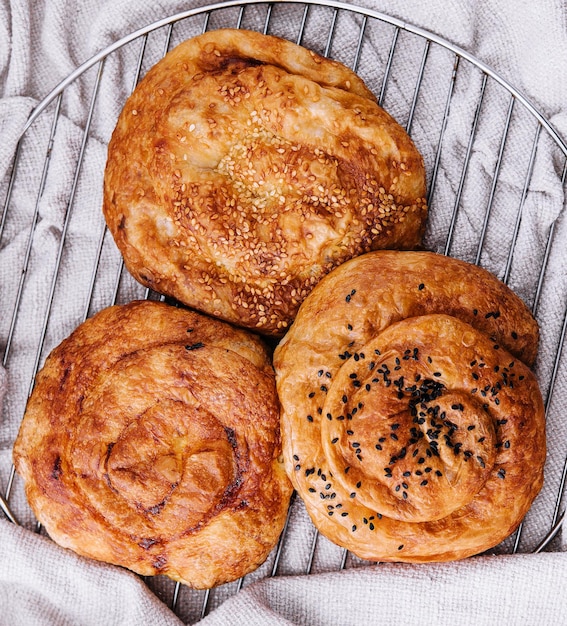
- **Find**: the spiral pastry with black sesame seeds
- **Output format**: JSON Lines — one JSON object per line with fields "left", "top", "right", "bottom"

{"left": 274, "top": 251, "right": 545, "bottom": 562}
{"left": 103, "top": 29, "right": 427, "bottom": 336}
{"left": 13, "top": 300, "right": 292, "bottom": 589}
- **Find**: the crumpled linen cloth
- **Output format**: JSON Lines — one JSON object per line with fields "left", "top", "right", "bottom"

{"left": 1, "top": 0, "right": 567, "bottom": 624}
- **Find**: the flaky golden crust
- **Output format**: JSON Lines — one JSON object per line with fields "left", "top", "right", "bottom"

{"left": 13, "top": 301, "right": 292, "bottom": 589}
{"left": 274, "top": 251, "right": 545, "bottom": 562}
{"left": 103, "top": 29, "right": 427, "bottom": 335}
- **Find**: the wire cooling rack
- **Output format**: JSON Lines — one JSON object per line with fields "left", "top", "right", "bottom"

{"left": 1, "top": 0, "right": 567, "bottom": 622}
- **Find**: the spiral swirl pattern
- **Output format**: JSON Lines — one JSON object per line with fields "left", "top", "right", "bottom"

{"left": 274, "top": 251, "right": 545, "bottom": 561}
{"left": 14, "top": 301, "right": 292, "bottom": 588}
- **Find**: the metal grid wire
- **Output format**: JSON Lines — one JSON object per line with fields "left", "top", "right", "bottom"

{"left": 1, "top": 0, "right": 566, "bottom": 621}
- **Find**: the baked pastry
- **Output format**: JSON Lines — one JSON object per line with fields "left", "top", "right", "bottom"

{"left": 13, "top": 300, "right": 292, "bottom": 589}
{"left": 273, "top": 250, "right": 545, "bottom": 562}
{"left": 103, "top": 28, "right": 427, "bottom": 335}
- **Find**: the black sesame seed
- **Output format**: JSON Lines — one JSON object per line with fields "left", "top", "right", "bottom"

{"left": 375, "top": 444, "right": 382, "bottom": 451}
{"left": 352, "top": 525, "right": 357, "bottom": 532}
{"left": 356, "top": 481, "right": 362, "bottom": 488}
{"left": 498, "top": 468, "right": 506, "bottom": 479}
{"left": 185, "top": 342, "right": 205, "bottom": 351}
{"left": 308, "top": 392, "right": 315, "bottom": 398}
{"left": 421, "top": 480, "right": 428, "bottom": 486}
{"left": 307, "top": 415, "right": 313, "bottom": 422}
{"left": 418, "top": 283, "right": 425, "bottom": 290}
{"left": 347, "top": 324, "right": 353, "bottom": 330}
{"left": 331, "top": 438, "right": 339, "bottom": 444}
{"left": 398, "top": 545, "right": 404, "bottom": 550}
{"left": 320, "top": 385, "right": 328, "bottom": 392}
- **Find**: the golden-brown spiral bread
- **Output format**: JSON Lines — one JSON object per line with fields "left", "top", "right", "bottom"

{"left": 103, "top": 29, "right": 427, "bottom": 336}
{"left": 273, "top": 251, "right": 545, "bottom": 561}
{"left": 13, "top": 300, "right": 292, "bottom": 589}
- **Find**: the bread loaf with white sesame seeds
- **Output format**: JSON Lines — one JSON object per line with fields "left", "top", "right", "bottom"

{"left": 13, "top": 300, "right": 292, "bottom": 589}
{"left": 103, "top": 29, "right": 427, "bottom": 335}
{"left": 274, "top": 250, "right": 545, "bottom": 562}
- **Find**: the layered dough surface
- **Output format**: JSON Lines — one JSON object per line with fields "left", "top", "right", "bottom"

{"left": 274, "top": 251, "right": 545, "bottom": 561}
{"left": 103, "top": 29, "right": 427, "bottom": 335}
{"left": 13, "top": 300, "right": 292, "bottom": 589}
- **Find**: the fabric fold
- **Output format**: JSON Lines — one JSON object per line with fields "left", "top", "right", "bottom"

{"left": 1, "top": 0, "right": 566, "bottom": 624}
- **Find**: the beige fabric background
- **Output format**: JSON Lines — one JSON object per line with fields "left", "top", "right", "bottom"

{"left": 1, "top": 0, "right": 566, "bottom": 624}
